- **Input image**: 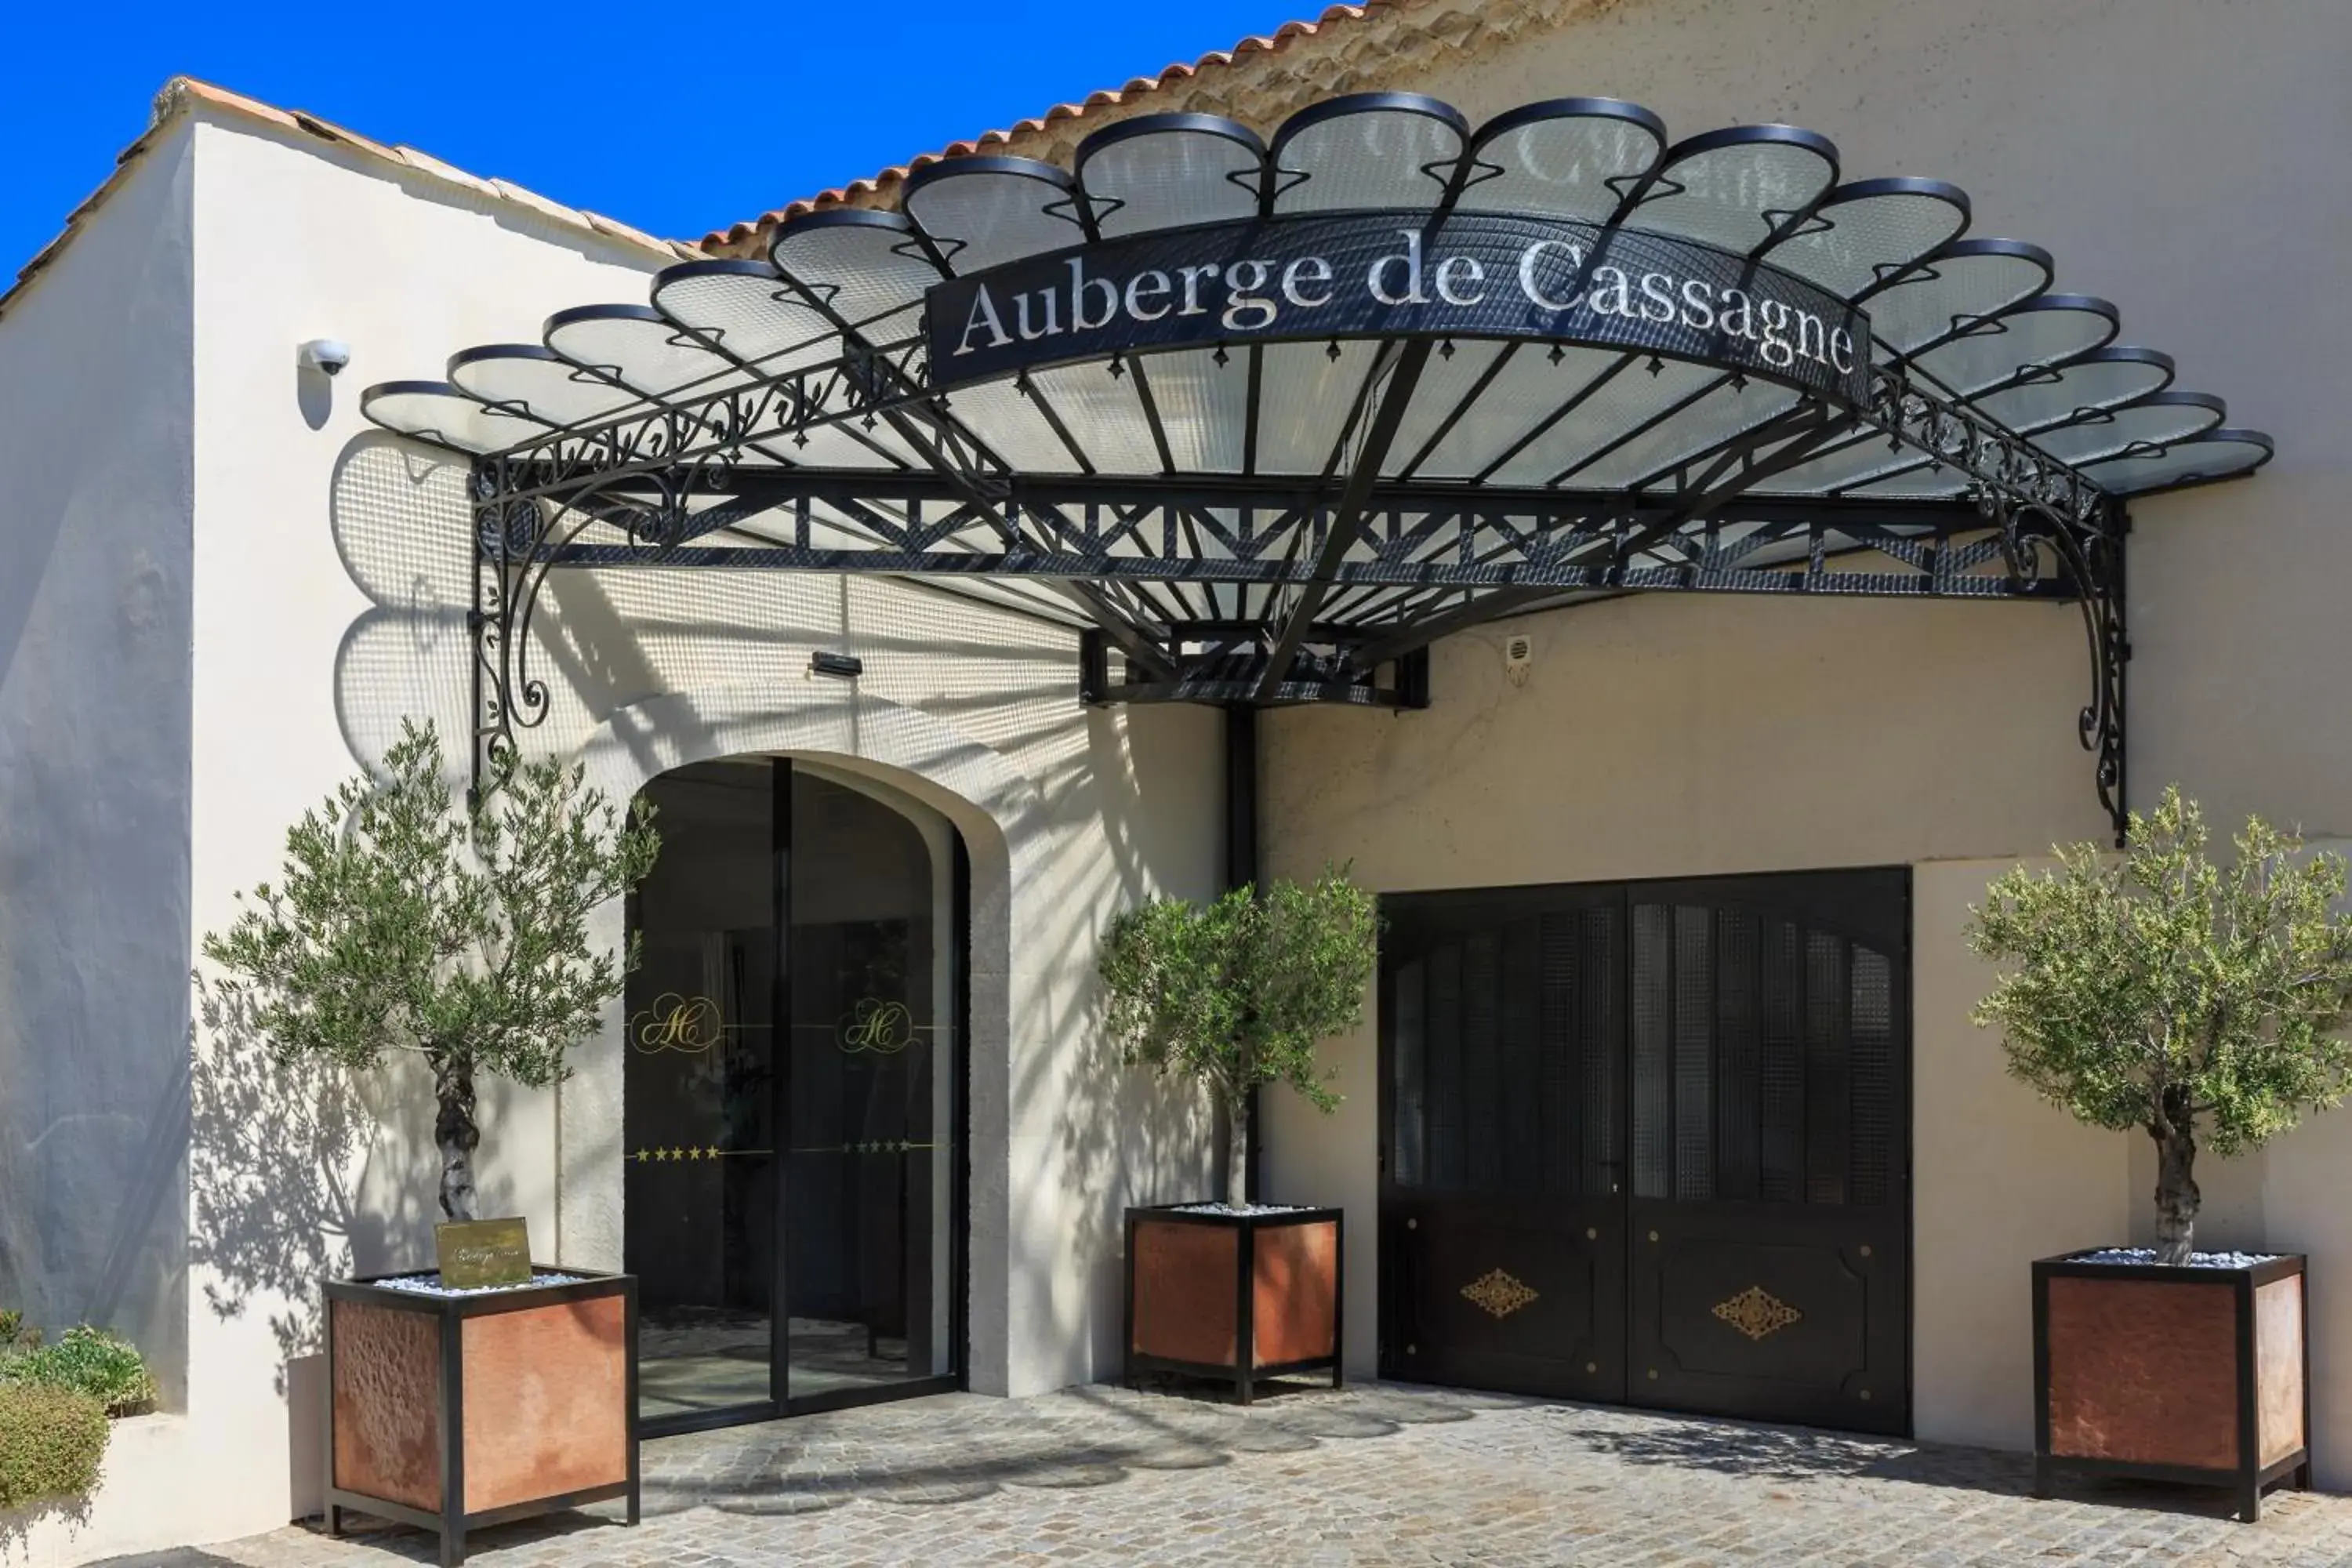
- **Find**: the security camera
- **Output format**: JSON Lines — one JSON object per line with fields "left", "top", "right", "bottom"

{"left": 299, "top": 339, "right": 352, "bottom": 377}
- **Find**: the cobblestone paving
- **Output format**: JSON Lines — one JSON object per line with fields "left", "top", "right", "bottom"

{"left": 150, "top": 1381, "right": 2352, "bottom": 1566}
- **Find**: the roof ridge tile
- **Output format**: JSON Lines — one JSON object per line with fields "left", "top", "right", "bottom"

{"left": 702, "top": 1, "right": 1399, "bottom": 251}
{"left": 5, "top": 72, "right": 706, "bottom": 321}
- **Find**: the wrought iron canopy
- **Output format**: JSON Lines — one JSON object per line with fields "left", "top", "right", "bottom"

{"left": 360, "top": 93, "right": 2274, "bottom": 838}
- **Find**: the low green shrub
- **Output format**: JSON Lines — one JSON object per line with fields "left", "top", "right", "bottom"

{"left": 0, "top": 1383, "right": 108, "bottom": 1508}
{"left": 0, "top": 1327, "right": 156, "bottom": 1416}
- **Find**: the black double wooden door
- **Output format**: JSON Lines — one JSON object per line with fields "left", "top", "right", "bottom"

{"left": 1379, "top": 870, "right": 1909, "bottom": 1436}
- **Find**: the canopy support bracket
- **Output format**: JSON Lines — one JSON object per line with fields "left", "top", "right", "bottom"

{"left": 2067, "top": 501, "right": 2130, "bottom": 848}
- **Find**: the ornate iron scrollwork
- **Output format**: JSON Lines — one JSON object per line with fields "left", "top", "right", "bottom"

{"left": 468, "top": 449, "right": 726, "bottom": 800}
{"left": 1861, "top": 365, "right": 2104, "bottom": 528}
{"left": 1711, "top": 1285, "right": 1802, "bottom": 1342}
{"left": 1861, "top": 365, "right": 2129, "bottom": 845}
{"left": 1461, "top": 1268, "right": 1540, "bottom": 1319}
{"left": 470, "top": 461, "right": 582, "bottom": 799}
{"left": 1971, "top": 488, "right": 2130, "bottom": 848}
{"left": 459, "top": 337, "right": 2134, "bottom": 836}
{"left": 2057, "top": 515, "right": 2130, "bottom": 847}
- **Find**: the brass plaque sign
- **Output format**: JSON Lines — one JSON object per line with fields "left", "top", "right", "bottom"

{"left": 436, "top": 1217, "right": 533, "bottom": 1290}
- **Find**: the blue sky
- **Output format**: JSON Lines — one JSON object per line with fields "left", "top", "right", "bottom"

{"left": 0, "top": 0, "right": 1312, "bottom": 277}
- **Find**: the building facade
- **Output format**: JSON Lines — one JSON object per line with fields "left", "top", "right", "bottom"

{"left": 3, "top": 0, "right": 2350, "bottom": 1561}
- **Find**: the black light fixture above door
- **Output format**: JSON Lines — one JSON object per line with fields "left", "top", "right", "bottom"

{"left": 810, "top": 650, "right": 862, "bottom": 679}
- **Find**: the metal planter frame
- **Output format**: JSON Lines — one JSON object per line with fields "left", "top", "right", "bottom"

{"left": 1123, "top": 1203, "right": 1345, "bottom": 1405}
{"left": 2032, "top": 1250, "right": 2310, "bottom": 1522}
{"left": 322, "top": 1268, "right": 640, "bottom": 1566}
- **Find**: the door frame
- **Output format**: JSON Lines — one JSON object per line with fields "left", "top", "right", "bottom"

{"left": 1374, "top": 865, "right": 1914, "bottom": 1436}
{"left": 633, "top": 756, "right": 973, "bottom": 1439}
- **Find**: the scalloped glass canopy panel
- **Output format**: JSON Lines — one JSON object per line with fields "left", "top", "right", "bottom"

{"left": 364, "top": 93, "right": 2271, "bottom": 501}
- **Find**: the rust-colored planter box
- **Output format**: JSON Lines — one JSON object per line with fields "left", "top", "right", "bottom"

{"left": 324, "top": 1268, "right": 638, "bottom": 1566}
{"left": 2034, "top": 1250, "right": 2309, "bottom": 1520}
{"left": 1124, "top": 1205, "right": 1342, "bottom": 1403}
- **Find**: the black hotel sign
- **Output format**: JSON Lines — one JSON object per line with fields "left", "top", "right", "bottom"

{"left": 926, "top": 211, "right": 1873, "bottom": 405}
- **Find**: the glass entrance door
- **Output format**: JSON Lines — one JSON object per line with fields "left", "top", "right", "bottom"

{"left": 625, "top": 758, "right": 963, "bottom": 1434}
{"left": 625, "top": 760, "right": 779, "bottom": 1427}
{"left": 785, "top": 770, "right": 956, "bottom": 1404}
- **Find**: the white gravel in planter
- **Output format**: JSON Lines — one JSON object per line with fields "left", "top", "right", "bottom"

{"left": 371, "top": 1271, "right": 585, "bottom": 1296}
{"left": 1167, "top": 1202, "right": 1316, "bottom": 1217}
{"left": 2074, "top": 1247, "right": 2282, "bottom": 1269}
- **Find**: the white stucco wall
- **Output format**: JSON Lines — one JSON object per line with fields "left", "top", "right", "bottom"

{"left": 0, "top": 123, "right": 199, "bottom": 1566}
{"left": 1258, "top": 600, "right": 2124, "bottom": 1442}
{"left": 1401, "top": 2, "right": 2348, "bottom": 822}
{"left": 170, "top": 114, "right": 662, "bottom": 1555}
{"left": 1256, "top": 0, "right": 2352, "bottom": 1477}
{"left": 1907, "top": 858, "right": 2132, "bottom": 1450}
{"left": 1399, "top": 0, "right": 2352, "bottom": 832}
{"left": 14, "top": 104, "right": 1223, "bottom": 1564}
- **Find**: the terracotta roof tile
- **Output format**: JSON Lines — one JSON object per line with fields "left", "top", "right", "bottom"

{"left": 703, "top": 0, "right": 1633, "bottom": 252}
{"left": 8, "top": 2, "right": 1606, "bottom": 319}
{"left": 701, "top": 2, "right": 1394, "bottom": 252}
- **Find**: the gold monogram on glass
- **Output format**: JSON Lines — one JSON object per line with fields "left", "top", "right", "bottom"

{"left": 628, "top": 992, "right": 736, "bottom": 1055}
{"left": 838, "top": 997, "right": 924, "bottom": 1055}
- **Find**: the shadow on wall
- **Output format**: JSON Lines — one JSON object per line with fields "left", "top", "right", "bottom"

{"left": 321, "top": 435, "right": 1083, "bottom": 778}
{"left": 191, "top": 971, "right": 528, "bottom": 1515}
{"left": 190, "top": 986, "right": 534, "bottom": 1336}
{"left": 188, "top": 983, "right": 364, "bottom": 1399}
{"left": 0, "top": 1486, "right": 93, "bottom": 1558}
{"left": 321, "top": 428, "right": 1232, "bottom": 1389}
{"left": 0, "top": 435, "right": 194, "bottom": 1411}
{"left": 187, "top": 978, "right": 371, "bottom": 1522}
{"left": 1038, "top": 997, "right": 1218, "bottom": 1370}
{"left": 0, "top": 1051, "right": 191, "bottom": 1406}
{"left": 1032, "top": 703, "right": 1225, "bottom": 1376}
{"left": 325, "top": 435, "right": 476, "bottom": 764}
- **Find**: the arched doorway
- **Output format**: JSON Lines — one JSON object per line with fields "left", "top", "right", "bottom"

{"left": 622, "top": 756, "right": 967, "bottom": 1435}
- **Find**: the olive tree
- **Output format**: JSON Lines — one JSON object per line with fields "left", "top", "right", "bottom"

{"left": 1099, "top": 867, "right": 1378, "bottom": 1203}
{"left": 202, "top": 720, "right": 659, "bottom": 1223}
{"left": 1967, "top": 786, "right": 2352, "bottom": 1264}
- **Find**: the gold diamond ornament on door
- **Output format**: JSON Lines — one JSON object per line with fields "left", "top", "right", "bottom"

{"left": 1461, "top": 1269, "right": 1540, "bottom": 1319}
{"left": 1711, "top": 1285, "right": 1802, "bottom": 1341}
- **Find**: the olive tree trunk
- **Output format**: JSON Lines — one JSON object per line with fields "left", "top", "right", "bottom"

{"left": 434, "top": 1056, "right": 481, "bottom": 1223}
{"left": 2151, "top": 1094, "right": 2201, "bottom": 1266}
{"left": 1220, "top": 1044, "right": 1254, "bottom": 1207}
{"left": 1223, "top": 1095, "right": 1250, "bottom": 1207}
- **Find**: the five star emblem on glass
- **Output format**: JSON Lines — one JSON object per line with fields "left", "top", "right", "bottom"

{"left": 628, "top": 1141, "right": 939, "bottom": 1160}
